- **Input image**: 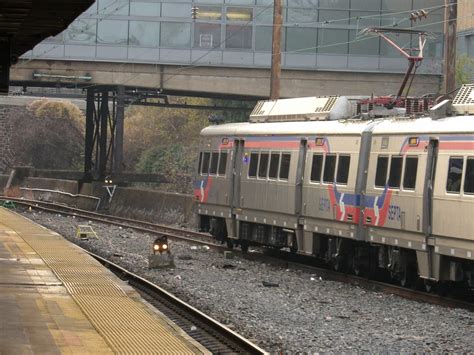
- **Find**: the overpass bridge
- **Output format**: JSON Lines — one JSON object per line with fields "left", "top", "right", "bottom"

{"left": 8, "top": 0, "right": 447, "bottom": 99}
{"left": 11, "top": 59, "right": 440, "bottom": 100}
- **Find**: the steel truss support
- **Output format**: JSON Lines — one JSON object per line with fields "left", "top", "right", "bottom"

{"left": 82, "top": 86, "right": 126, "bottom": 182}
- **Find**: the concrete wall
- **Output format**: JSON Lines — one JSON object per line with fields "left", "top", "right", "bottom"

{"left": 19, "top": 187, "right": 100, "bottom": 211}
{"left": 22, "top": 177, "right": 79, "bottom": 194}
{"left": 0, "top": 107, "right": 12, "bottom": 173}
{"left": 80, "top": 183, "right": 197, "bottom": 227}
{"left": 3, "top": 175, "right": 197, "bottom": 228}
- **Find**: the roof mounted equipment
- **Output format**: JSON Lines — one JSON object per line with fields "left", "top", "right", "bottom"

{"left": 451, "top": 84, "right": 474, "bottom": 115}
{"left": 361, "top": 27, "right": 427, "bottom": 100}
{"left": 249, "top": 96, "right": 354, "bottom": 122}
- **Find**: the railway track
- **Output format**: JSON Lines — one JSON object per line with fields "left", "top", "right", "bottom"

{"left": 2, "top": 196, "right": 473, "bottom": 312}
{"left": 1, "top": 197, "right": 216, "bottom": 245}
{"left": 86, "top": 249, "right": 267, "bottom": 354}
{"left": 0, "top": 197, "right": 266, "bottom": 353}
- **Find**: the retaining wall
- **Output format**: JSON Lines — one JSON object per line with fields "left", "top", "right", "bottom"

{"left": 22, "top": 177, "right": 79, "bottom": 194}
{"left": 19, "top": 187, "right": 101, "bottom": 211}
{"left": 108, "top": 187, "right": 196, "bottom": 227}
{"left": 80, "top": 183, "right": 197, "bottom": 227}
{"left": 2, "top": 174, "right": 197, "bottom": 228}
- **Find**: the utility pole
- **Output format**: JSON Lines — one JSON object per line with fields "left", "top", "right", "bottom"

{"left": 270, "top": 0, "right": 282, "bottom": 100}
{"left": 444, "top": 0, "right": 457, "bottom": 93}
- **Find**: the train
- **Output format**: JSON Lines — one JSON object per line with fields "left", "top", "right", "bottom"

{"left": 193, "top": 84, "right": 474, "bottom": 290}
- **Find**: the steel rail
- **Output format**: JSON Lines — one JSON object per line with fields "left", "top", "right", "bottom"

{"left": 1, "top": 197, "right": 216, "bottom": 245}
{"left": 83, "top": 248, "right": 268, "bottom": 354}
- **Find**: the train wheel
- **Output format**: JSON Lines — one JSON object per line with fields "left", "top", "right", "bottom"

{"left": 240, "top": 240, "right": 249, "bottom": 253}
{"left": 399, "top": 271, "right": 410, "bottom": 288}
{"left": 289, "top": 236, "right": 298, "bottom": 254}
{"left": 367, "top": 247, "right": 379, "bottom": 280}
{"left": 226, "top": 238, "right": 234, "bottom": 249}
{"left": 399, "top": 264, "right": 416, "bottom": 288}
{"left": 332, "top": 254, "right": 347, "bottom": 273}
{"left": 424, "top": 279, "right": 434, "bottom": 293}
{"left": 352, "top": 257, "right": 363, "bottom": 276}
{"left": 436, "top": 282, "right": 449, "bottom": 296}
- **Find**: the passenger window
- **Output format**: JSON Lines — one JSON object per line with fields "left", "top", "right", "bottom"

{"left": 218, "top": 152, "right": 227, "bottom": 175}
{"left": 446, "top": 157, "right": 463, "bottom": 193}
{"left": 198, "top": 152, "right": 203, "bottom": 174}
{"left": 375, "top": 156, "right": 388, "bottom": 187}
{"left": 201, "top": 152, "right": 210, "bottom": 174}
{"left": 464, "top": 157, "right": 474, "bottom": 194}
{"left": 258, "top": 153, "right": 269, "bottom": 178}
{"left": 336, "top": 155, "right": 350, "bottom": 184}
{"left": 388, "top": 156, "right": 403, "bottom": 188}
{"left": 269, "top": 152, "right": 280, "bottom": 179}
{"left": 323, "top": 154, "right": 336, "bottom": 183}
{"left": 249, "top": 152, "right": 258, "bottom": 178}
{"left": 209, "top": 152, "right": 219, "bottom": 175}
{"left": 310, "top": 154, "right": 323, "bottom": 182}
{"left": 279, "top": 153, "right": 291, "bottom": 180}
{"left": 403, "top": 156, "right": 418, "bottom": 189}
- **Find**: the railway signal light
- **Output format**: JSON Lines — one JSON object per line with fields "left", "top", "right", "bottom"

{"left": 191, "top": 6, "right": 199, "bottom": 19}
{"left": 153, "top": 235, "right": 170, "bottom": 254}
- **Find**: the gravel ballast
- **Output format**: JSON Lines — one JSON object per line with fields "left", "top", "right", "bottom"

{"left": 22, "top": 211, "right": 474, "bottom": 353}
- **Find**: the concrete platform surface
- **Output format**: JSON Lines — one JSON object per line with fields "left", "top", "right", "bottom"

{"left": 0, "top": 207, "right": 209, "bottom": 354}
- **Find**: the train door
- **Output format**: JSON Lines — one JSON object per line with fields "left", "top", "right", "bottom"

{"left": 355, "top": 130, "right": 374, "bottom": 240}
{"left": 295, "top": 139, "right": 308, "bottom": 216}
{"left": 423, "top": 139, "right": 438, "bottom": 237}
{"left": 227, "top": 139, "right": 244, "bottom": 241}
{"left": 419, "top": 138, "right": 438, "bottom": 280}
{"left": 294, "top": 139, "right": 307, "bottom": 252}
{"left": 231, "top": 139, "right": 244, "bottom": 209}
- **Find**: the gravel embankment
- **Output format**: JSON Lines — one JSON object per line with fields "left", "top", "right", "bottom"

{"left": 23, "top": 211, "right": 474, "bottom": 353}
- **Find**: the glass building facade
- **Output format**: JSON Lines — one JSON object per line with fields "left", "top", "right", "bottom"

{"left": 25, "top": 0, "right": 445, "bottom": 74}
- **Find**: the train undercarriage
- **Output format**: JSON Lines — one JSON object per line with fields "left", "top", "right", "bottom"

{"left": 200, "top": 215, "right": 473, "bottom": 292}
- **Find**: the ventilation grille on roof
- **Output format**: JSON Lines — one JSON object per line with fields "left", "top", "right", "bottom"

{"left": 319, "top": 96, "right": 338, "bottom": 113}
{"left": 452, "top": 84, "right": 474, "bottom": 115}
{"left": 250, "top": 101, "right": 265, "bottom": 117}
{"left": 249, "top": 96, "right": 353, "bottom": 122}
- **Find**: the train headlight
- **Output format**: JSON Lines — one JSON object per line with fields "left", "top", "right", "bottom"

{"left": 162, "top": 244, "right": 168, "bottom": 250}
{"left": 408, "top": 137, "right": 419, "bottom": 147}
{"left": 153, "top": 244, "right": 160, "bottom": 251}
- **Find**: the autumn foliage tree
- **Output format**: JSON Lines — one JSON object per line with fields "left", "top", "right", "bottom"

{"left": 8, "top": 96, "right": 250, "bottom": 193}
{"left": 124, "top": 98, "right": 211, "bottom": 192}
{"left": 456, "top": 53, "right": 474, "bottom": 86}
{"left": 9, "top": 100, "right": 84, "bottom": 170}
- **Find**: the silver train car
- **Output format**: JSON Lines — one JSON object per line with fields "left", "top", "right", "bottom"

{"left": 194, "top": 85, "right": 474, "bottom": 288}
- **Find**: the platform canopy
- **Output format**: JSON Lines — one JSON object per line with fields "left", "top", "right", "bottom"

{"left": 0, "top": 0, "right": 94, "bottom": 93}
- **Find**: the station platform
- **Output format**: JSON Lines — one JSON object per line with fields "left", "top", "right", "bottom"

{"left": 0, "top": 207, "right": 209, "bottom": 354}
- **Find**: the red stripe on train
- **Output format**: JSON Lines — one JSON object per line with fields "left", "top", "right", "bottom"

{"left": 439, "top": 142, "right": 474, "bottom": 150}
{"left": 245, "top": 141, "right": 300, "bottom": 149}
